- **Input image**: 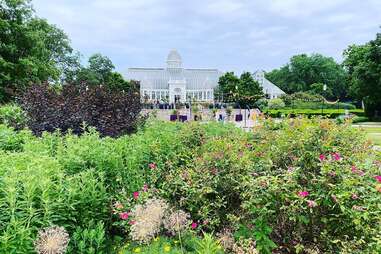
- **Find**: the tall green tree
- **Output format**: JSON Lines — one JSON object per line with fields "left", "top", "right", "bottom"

{"left": 343, "top": 30, "right": 381, "bottom": 117}
{"left": 266, "top": 54, "right": 348, "bottom": 99}
{"left": 216, "top": 72, "right": 264, "bottom": 106}
{"left": 238, "top": 72, "right": 264, "bottom": 107}
{"left": 215, "top": 72, "right": 240, "bottom": 102}
{"left": 0, "top": 0, "right": 78, "bottom": 101}
{"left": 74, "top": 53, "right": 130, "bottom": 90}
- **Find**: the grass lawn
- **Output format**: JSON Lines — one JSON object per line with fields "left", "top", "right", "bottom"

{"left": 353, "top": 123, "right": 381, "bottom": 146}
{"left": 364, "top": 127, "right": 381, "bottom": 146}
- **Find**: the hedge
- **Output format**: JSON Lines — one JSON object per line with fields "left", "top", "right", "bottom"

{"left": 263, "top": 109, "right": 365, "bottom": 118}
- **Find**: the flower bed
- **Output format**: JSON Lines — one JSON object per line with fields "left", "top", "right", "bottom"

{"left": 0, "top": 119, "right": 380, "bottom": 253}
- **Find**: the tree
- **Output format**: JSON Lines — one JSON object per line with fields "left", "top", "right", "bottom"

{"left": 0, "top": 0, "right": 78, "bottom": 101}
{"left": 215, "top": 72, "right": 240, "bottom": 102}
{"left": 216, "top": 72, "right": 264, "bottom": 106}
{"left": 238, "top": 72, "right": 264, "bottom": 107}
{"left": 343, "top": 30, "right": 381, "bottom": 117}
{"left": 266, "top": 54, "right": 348, "bottom": 100}
{"left": 73, "top": 53, "right": 130, "bottom": 90}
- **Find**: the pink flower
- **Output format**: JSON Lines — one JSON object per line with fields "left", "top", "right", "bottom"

{"left": 375, "top": 176, "right": 381, "bottom": 183}
{"left": 357, "top": 170, "right": 365, "bottom": 176}
{"left": 142, "top": 184, "right": 148, "bottom": 192}
{"left": 148, "top": 163, "right": 157, "bottom": 169}
{"left": 319, "top": 154, "right": 326, "bottom": 161}
{"left": 352, "top": 166, "right": 365, "bottom": 176}
{"left": 119, "top": 212, "right": 129, "bottom": 220}
{"left": 191, "top": 222, "right": 198, "bottom": 230}
{"left": 332, "top": 152, "right": 341, "bottom": 161}
{"left": 351, "top": 193, "right": 359, "bottom": 200}
{"left": 307, "top": 200, "right": 317, "bottom": 208}
{"left": 133, "top": 191, "right": 139, "bottom": 200}
{"left": 298, "top": 191, "right": 309, "bottom": 198}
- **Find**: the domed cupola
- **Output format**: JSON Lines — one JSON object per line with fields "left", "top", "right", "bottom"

{"left": 166, "top": 49, "right": 182, "bottom": 69}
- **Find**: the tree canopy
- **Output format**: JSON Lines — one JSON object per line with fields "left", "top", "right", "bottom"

{"left": 0, "top": 0, "right": 78, "bottom": 101}
{"left": 216, "top": 71, "right": 263, "bottom": 107}
{"left": 343, "top": 30, "right": 381, "bottom": 117}
{"left": 73, "top": 53, "right": 130, "bottom": 90}
{"left": 265, "top": 54, "right": 348, "bottom": 100}
{"left": 0, "top": 0, "right": 130, "bottom": 102}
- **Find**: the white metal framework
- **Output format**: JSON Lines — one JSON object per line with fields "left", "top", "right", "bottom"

{"left": 125, "top": 49, "right": 222, "bottom": 103}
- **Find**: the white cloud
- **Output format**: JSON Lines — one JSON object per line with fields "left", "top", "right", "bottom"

{"left": 31, "top": 0, "right": 381, "bottom": 73}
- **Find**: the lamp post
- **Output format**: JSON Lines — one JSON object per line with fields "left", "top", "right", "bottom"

{"left": 188, "top": 95, "right": 192, "bottom": 121}
{"left": 321, "top": 84, "right": 327, "bottom": 115}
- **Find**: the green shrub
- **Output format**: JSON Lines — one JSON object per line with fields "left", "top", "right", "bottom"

{"left": 0, "top": 152, "right": 109, "bottom": 253}
{"left": 161, "top": 133, "right": 253, "bottom": 231}
{"left": 264, "top": 108, "right": 365, "bottom": 118}
{"left": 0, "top": 104, "right": 27, "bottom": 129}
{"left": 352, "top": 116, "right": 370, "bottom": 123}
{"left": 267, "top": 98, "right": 285, "bottom": 109}
{"left": 0, "top": 125, "right": 32, "bottom": 152}
{"left": 242, "top": 119, "right": 381, "bottom": 253}
{"left": 0, "top": 118, "right": 379, "bottom": 253}
{"left": 68, "top": 221, "right": 107, "bottom": 254}
{"left": 280, "top": 92, "right": 357, "bottom": 110}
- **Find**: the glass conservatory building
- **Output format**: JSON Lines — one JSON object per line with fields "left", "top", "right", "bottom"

{"left": 125, "top": 49, "right": 285, "bottom": 103}
{"left": 125, "top": 49, "right": 223, "bottom": 103}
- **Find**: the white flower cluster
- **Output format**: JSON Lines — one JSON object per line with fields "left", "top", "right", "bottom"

{"left": 34, "top": 226, "right": 69, "bottom": 254}
{"left": 129, "top": 198, "right": 169, "bottom": 243}
{"left": 163, "top": 209, "right": 190, "bottom": 235}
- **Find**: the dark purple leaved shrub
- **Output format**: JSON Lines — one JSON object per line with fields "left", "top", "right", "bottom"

{"left": 21, "top": 81, "right": 142, "bottom": 137}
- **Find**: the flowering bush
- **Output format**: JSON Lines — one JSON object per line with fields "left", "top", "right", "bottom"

{"left": 0, "top": 118, "right": 380, "bottom": 253}
{"left": 242, "top": 119, "right": 381, "bottom": 253}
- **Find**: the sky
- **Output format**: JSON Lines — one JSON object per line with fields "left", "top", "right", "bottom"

{"left": 32, "top": 0, "right": 381, "bottom": 75}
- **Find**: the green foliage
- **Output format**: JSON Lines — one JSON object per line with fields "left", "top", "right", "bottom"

{"left": 0, "top": 124, "right": 30, "bottom": 151}
{"left": 216, "top": 72, "right": 263, "bottom": 106}
{"left": 351, "top": 116, "right": 369, "bottom": 124}
{"left": 68, "top": 221, "right": 107, "bottom": 254}
{"left": 252, "top": 220, "right": 276, "bottom": 254}
{"left": 0, "top": 0, "right": 78, "bottom": 101}
{"left": 264, "top": 108, "right": 364, "bottom": 118}
{"left": 266, "top": 53, "right": 348, "bottom": 100}
{"left": 0, "top": 119, "right": 380, "bottom": 253}
{"left": 267, "top": 98, "right": 285, "bottom": 109}
{"left": 194, "top": 233, "right": 223, "bottom": 254}
{"left": 242, "top": 119, "right": 381, "bottom": 253}
{"left": 73, "top": 53, "right": 131, "bottom": 90}
{"left": 238, "top": 72, "right": 264, "bottom": 107}
{"left": 215, "top": 72, "right": 240, "bottom": 103}
{"left": 119, "top": 234, "right": 223, "bottom": 254}
{"left": 343, "top": 30, "right": 381, "bottom": 117}
{"left": 0, "top": 104, "right": 27, "bottom": 129}
{"left": 279, "top": 93, "right": 357, "bottom": 110}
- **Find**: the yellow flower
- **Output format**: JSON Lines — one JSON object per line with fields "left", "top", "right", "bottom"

{"left": 164, "top": 245, "right": 171, "bottom": 252}
{"left": 133, "top": 247, "right": 141, "bottom": 253}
